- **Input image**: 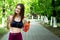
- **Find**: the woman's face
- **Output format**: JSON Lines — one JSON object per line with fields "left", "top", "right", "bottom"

{"left": 15, "top": 5, "right": 21, "bottom": 14}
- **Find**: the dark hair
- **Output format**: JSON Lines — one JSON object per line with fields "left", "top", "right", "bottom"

{"left": 12, "top": 3, "right": 25, "bottom": 21}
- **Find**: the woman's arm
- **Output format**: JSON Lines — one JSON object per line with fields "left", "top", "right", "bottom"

{"left": 22, "top": 18, "right": 27, "bottom": 25}
{"left": 22, "top": 18, "right": 30, "bottom": 26}
{"left": 22, "top": 18, "right": 30, "bottom": 32}
{"left": 7, "top": 16, "right": 12, "bottom": 30}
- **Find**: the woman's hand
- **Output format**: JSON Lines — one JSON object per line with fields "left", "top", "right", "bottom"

{"left": 23, "top": 20, "right": 30, "bottom": 32}
{"left": 22, "top": 18, "right": 30, "bottom": 32}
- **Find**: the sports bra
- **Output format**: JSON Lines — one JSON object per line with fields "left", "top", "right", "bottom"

{"left": 10, "top": 19, "right": 23, "bottom": 28}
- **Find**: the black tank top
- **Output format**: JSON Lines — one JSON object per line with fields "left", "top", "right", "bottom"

{"left": 10, "top": 19, "right": 23, "bottom": 28}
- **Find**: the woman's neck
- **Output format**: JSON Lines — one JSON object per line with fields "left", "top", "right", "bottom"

{"left": 16, "top": 14, "right": 20, "bottom": 17}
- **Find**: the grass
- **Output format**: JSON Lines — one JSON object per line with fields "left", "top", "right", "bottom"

{"left": 0, "top": 27, "right": 8, "bottom": 40}
{"left": 40, "top": 22, "right": 60, "bottom": 38}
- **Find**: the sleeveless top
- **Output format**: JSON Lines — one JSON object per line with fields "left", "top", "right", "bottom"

{"left": 10, "top": 19, "right": 23, "bottom": 28}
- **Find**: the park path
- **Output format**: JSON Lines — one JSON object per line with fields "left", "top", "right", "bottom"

{"left": 1, "top": 19, "right": 60, "bottom": 40}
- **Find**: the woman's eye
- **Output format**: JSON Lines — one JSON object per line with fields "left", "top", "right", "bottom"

{"left": 17, "top": 8, "right": 21, "bottom": 10}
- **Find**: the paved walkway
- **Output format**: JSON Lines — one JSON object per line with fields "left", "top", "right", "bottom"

{"left": 1, "top": 19, "right": 60, "bottom": 40}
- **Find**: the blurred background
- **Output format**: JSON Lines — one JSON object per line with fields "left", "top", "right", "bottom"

{"left": 0, "top": 0, "right": 60, "bottom": 40}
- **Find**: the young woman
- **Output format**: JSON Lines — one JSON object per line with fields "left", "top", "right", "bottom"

{"left": 7, "top": 3, "right": 27, "bottom": 40}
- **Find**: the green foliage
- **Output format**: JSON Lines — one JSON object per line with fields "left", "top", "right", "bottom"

{"left": 0, "top": 0, "right": 60, "bottom": 23}
{"left": 30, "top": 0, "right": 52, "bottom": 16}
{"left": 55, "top": 0, "right": 60, "bottom": 22}
{"left": 0, "top": 0, "right": 2, "bottom": 24}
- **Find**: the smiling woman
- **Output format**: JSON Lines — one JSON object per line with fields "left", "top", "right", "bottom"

{"left": 6, "top": 3, "right": 30, "bottom": 40}
{"left": 7, "top": 3, "right": 24, "bottom": 40}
